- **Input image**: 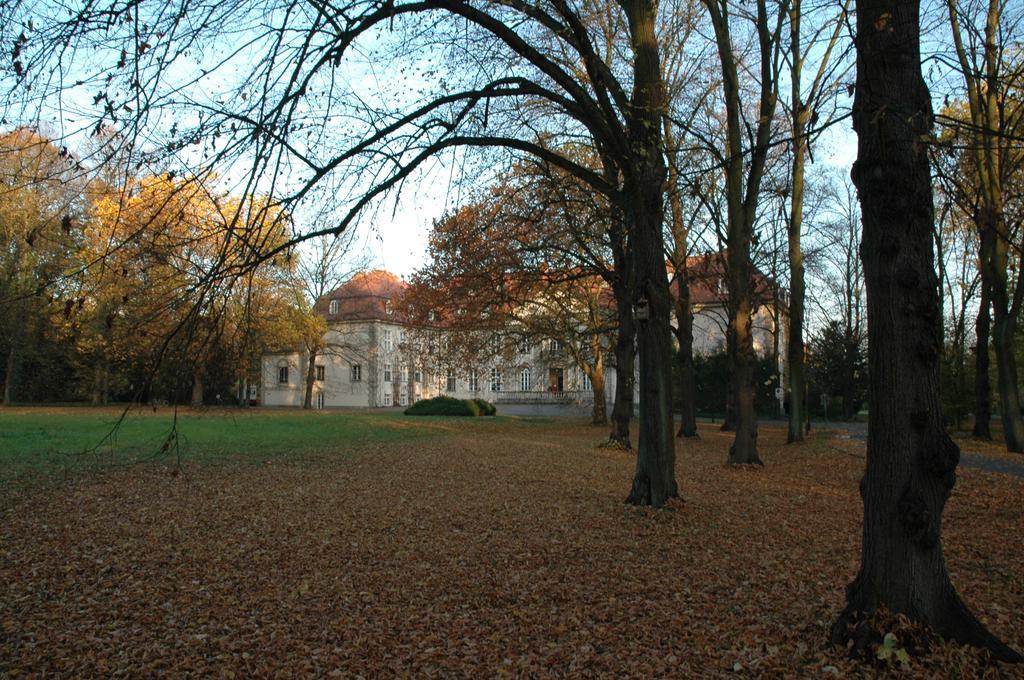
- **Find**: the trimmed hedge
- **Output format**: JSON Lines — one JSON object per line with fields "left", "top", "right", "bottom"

{"left": 405, "top": 396, "right": 481, "bottom": 416}
{"left": 472, "top": 398, "right": 497, "bottom": 416}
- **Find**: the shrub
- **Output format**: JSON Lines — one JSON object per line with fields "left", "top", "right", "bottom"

{"left": 405, "top": 396, "right": 482, "bottom": 416}
{"left": 472, "top": 398, "right": 497, "bottom": 416}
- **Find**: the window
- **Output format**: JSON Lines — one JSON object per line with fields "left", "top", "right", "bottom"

{"left": 385, "top": 299, "right": 393, "bottom": 315}
{"left": 399, "top": 387, "right": 408, "bottom": 406}
{"left": 490, "top": 367, "right": 502, "bottom": 392}
{"left": 316, "top": 392, "right": 325, "bottom": 409}
{"left": 428, "top": 310, "right": 436, "bottom": 322}
{"left": 400, "top": 364, "right": 409, "bottom": 382}
{"left": 518, "top": 337, "right": 531, "bottom": 354}
{"left": 383, "top": 392, "right": 393, "bottom": 407}
{"left": 441, "top": 336, "right": 450, "bottom": 353}
{"left": 350, "top": 364, "right": 362, "bottom": 382}
{"left": 414, "top": 367, "right": 422, "bottom": 384}
{"left": 580, "top": 370, "right": 592, "bottom": 391}
{"left": 446, "top": 368, "right": 456, "bottom": 392}
{"left": 546, "top": 338, "right": 562, "bottom": 352}
{"left": 316, "top": 365, "right": 325, "bottom": 382}
{"left": 520, "top": 368, "right": 531, "bottom": 391}
{"left": 278, "top": 366, "right": 289, "bottom": 384}
{"left": 400, "top": 330, "right": 407, "bottom": 344}
{"left": 329, "top": 299, "right": 339, "bottom": 315}
{"left": 491, "top": 335, "right": 502, "bottom": 355}
{"left": 383, "top": 330, "right": 393, "bottom": 352}
{"left": 468, "top": 369, "right": 479, "bottom": 392}
{"left": 383, "top": 362, "right": 392, "bottom": 382}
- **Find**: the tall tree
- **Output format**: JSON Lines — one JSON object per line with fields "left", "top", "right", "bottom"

{"left": 703, "top": 0, "right": 788, "bottom": 464}
{"left": 944, "top": 0, "right": 1024, "bottom": 451}
{"left": 0, "top": 128, "right": 82, "bottom": 404}
{"left": 831, "top": 0, "right": 1021, "bottom": 660}
{"left": 6, "top": 0, "right": 680, "bottom": 505}
{"left": 406, "top": 185, "right": 617, "bottom": 426}
{"left": 784, "top": 0, "right": 850, "bottom": 442}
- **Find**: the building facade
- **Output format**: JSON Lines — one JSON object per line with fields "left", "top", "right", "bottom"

{"left": 262, "top": 261, "right": 785, "bottom": 409}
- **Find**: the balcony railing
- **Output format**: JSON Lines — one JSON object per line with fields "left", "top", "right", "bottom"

{"left": 492, "top": 389, "right": 591, "bottom": 404}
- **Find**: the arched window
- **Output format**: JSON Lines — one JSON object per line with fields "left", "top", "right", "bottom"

{"left": 520, "top": 367, "right": 531, "bottom": 391}
{"left": 329, "top": 299, "right": 339, "bottom": 315}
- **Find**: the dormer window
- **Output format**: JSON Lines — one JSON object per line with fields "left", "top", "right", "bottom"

{"left": 385, "top": 299, "right": 393, "bottom": 315}
{"left": 428, "top": 310, "right": 436, "bottom": 322}
{"left": 329, "top": 299, "right": 339, "bottom": 315}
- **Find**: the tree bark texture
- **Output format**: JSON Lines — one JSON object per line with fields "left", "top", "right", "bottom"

{"left": 664, "top": 122, "right": 698, "bottom": 438}
{"left": 973, "top": 273, "right": 992, "bottom": 439}
{"left": 304, "top": 347, "right": 318, "bottom": 409}
{"left": 674, "top": 285, "right": 698, "bottom": 438}
{"left": 191, "top": 374, "right": 204, "bottom": 408}
{"left": 3, "top": 345, "right": 15, "bottom": 405}
{"left": 90, "top": 359, "right": 109, "bottom": 406}
{"left": 590, "top": 353, "right": 608, "bottom": 425}
{"left": 624, "top": 0, "right": 678, "bottom": 507}
{"left": 610, "top": 280, "right": 635, "bottom": 447}
{"left": 832, "top": 0, "right": 1021, "bottom": 660}
{"left": 786, "top": 38, "right": 809, "bottom": 442}
{"left": 982, "top": 212, "right": 1024, "bottom": 452}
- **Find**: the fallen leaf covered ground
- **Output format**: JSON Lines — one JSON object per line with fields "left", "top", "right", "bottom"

{"left": 1, "top": 418, "right": 1022, "bottom": 677}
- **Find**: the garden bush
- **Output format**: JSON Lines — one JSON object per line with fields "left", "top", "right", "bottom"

{"left": 405, "top": 396, "right": 482, "bottom": 416}
{"left": 472, "top": 398, "right": 497, "bottom": 416}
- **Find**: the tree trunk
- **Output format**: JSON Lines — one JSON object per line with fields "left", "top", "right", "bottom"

{"left": 191, "top": 374, "right": 204, "bottom": 408}
{"left": 625, "top": 177, "right": 678, "bottom": 505}
{"left": 609, "top": 296, "right": 635, "bottom": 446}
{"left": 623, "top": 0, "right": 677, "bottom": 507}
{"left": 608, "top": 221, "right": 635, "bottom": 448}
{"left": 705, "top": 0, "right": 778, "bottom": 464}
{"left": 973, "top": 271, "right": 992, "bottom": 439}
{"left": 304, "top": 347, "right": 318, "bottom": 409}
{"left": 674, "top": 292, "right": 698, "bottom": 438}
{"left": 984, "top": 209, "right": 1024, "bottom": 452}
{"left": 91, "top": 356, "right": 109, "bottom": 406}
{"left": 727, "top": 287, "right": 761, "bottom": 464}
{"left": 3, "top": 345, "right": 15, "bottom": 405}
{"left": 787, "top": 100, "right": 809, "bottom": 443}
{"left": 663, "top": 121, "right": 698, "bottom": 438}
{"left": 590, "top": 356, "right": 608, "bottom": 425}
{"left": 831, "top": 0, "right": 1021, "bottom": 661}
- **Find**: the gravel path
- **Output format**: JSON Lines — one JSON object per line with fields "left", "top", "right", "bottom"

{"left": 826, "top": 421, "right": 1024, "bottom": 479}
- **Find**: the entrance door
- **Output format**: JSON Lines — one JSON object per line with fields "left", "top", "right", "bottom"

{"left": 548, "top": 367, "right": 564, "bottom": 393}
{"left": 316, "top": 392, "right": 325, "bottom": 409}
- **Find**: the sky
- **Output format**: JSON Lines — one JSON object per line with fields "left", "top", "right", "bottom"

{"left": 359, "top": 124, "right": 861, "bottom": 280}
{"left": 5, "top": 1, "right": 866, "bottom": 284}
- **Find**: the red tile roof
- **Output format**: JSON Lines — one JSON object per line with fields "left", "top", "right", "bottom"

{"left": 672, "top": 254, "right": 777, "bottom": 306}
{"left": 317, "top": 270, "right": 409, "bottom": 322}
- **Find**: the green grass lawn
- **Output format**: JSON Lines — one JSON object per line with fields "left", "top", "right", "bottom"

{"left": 0, "top": 406, "right": 505, "bottom": 487}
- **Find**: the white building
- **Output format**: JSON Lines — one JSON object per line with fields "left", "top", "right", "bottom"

{"left": 262, "top": 260, "right": 785, "bottom": 408}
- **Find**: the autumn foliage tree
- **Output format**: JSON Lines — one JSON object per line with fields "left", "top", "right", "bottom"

{"left": 83, "top": 174, "right": 295, "bottom": 405}
{"left": 2, "top": 0, "right": 681, "bottom": 505}
{"left": 405, "top": 182, "right": 618, "bottom": 426}
{"left": 0, "top": 128, "right": 83, "bottom": 404}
